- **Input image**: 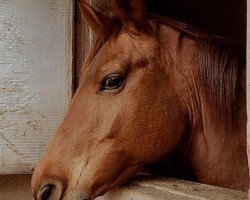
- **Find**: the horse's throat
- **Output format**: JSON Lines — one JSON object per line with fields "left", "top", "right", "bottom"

{"left": 188, "top": 123, "right": 248, "bottom": 191}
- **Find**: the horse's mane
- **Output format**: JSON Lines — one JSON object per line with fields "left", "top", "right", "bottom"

{"left": 153, "top": 15, "right": 243, "bottom": 129}
{"left": 86, "top": 15, "right": 244, "bottom": 130}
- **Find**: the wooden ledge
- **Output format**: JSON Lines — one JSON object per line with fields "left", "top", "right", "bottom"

{"left": 98, "top": 175, "right": 248, "bottom": 200}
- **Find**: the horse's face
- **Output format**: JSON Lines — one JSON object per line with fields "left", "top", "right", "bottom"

{"left": 31, "top": 0, "right": 186, "bottom": 199}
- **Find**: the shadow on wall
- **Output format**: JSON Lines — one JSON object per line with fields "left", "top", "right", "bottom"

{"left": 145, "top": 0, "right": 246, "bottom": 51}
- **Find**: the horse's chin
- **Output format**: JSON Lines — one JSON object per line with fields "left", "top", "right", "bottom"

{"left": 86, "top": 166, "right": 141, "bottom": 199}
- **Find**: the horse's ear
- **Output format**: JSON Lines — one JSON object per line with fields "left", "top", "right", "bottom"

{"left": 77, "top": 0, "right": 109, "bottom": 35}
{"left": 112, "top": 0, "right": 147, "bottom": 33}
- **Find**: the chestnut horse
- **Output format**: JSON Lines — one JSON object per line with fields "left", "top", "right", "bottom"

{"left": 31, "top": 0, "right": 248, "bottom": 199}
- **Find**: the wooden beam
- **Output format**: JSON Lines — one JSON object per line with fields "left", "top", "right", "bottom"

{"left": 98, "top": 175, "right": 248, "bottom": 200}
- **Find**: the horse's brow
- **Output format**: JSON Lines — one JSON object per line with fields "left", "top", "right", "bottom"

{"left": 93, "top": 59, "right": 131, "bottom": 74}
{"left": 133, "top": 58, "right": 149, "bottom": 68}
{"left": 96, "top": 57, "right": 149, "bottom": 73}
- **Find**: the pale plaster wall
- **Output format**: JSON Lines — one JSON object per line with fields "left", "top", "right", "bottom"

{"left": 0, "top": 175, "right": 32, "bottom": 200}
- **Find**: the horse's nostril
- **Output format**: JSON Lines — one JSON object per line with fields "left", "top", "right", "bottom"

{"left": 35, "top": 178, "right": 64, "bottom": 200}
{"left": 37, "top": 184, "right": 55, "bottom": 200}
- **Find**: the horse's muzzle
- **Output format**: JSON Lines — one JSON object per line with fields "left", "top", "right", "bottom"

{"left": 35, "top": 178, "right": 90, "bottom": 200}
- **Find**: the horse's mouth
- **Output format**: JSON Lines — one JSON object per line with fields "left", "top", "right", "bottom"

{"left": 81, "top": 194, "right": 90, "bottom": 200}
{"left": 81, "top": 192, "right": 89, "bottom": 200}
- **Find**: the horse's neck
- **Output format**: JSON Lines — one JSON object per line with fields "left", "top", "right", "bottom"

{"left": 159, "top": 24, "right": 248, "bottom": 191}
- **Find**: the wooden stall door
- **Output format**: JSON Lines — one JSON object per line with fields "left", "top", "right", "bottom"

{"left": 0, "top": 0, "right": 73, "bottom": 174}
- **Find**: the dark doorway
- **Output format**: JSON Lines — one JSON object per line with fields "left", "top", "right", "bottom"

{"left": 145, "top": 0, "right": 246, "bottom": 51}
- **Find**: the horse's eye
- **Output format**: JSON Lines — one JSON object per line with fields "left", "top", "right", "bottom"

{"left": 100, "top": 74, "right": 124, "bottom": 91}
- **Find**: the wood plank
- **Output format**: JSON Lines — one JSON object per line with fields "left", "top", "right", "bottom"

{"left": 0, "top": 0, "right": 73, "bottom": 174}
{"left": 98, "top": 175, "right": 248, "bottom": 200}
